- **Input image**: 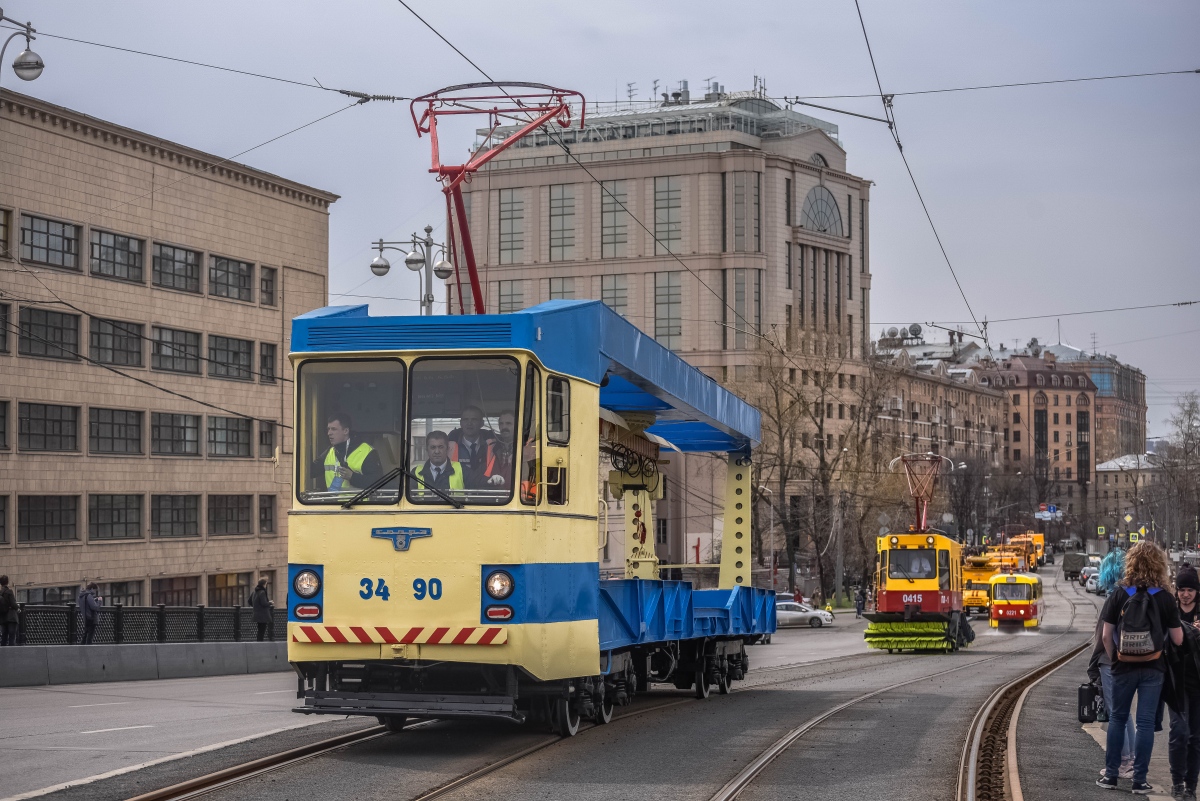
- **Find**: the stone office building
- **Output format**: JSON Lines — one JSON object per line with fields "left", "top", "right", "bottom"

{"left": 0, "top": 89, "right": 337, "bottom": 606}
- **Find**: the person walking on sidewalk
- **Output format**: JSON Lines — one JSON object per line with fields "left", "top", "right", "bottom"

{"left": 0, "top": 575, "right": 18, "bottom": 646}
{"left": 248, "top": 579, "right": 272, "bottom": 642}
{"left": 854, "top": 587, "right": 866, "bottom": 619}
{"left": 1089, "top": 549, "right": 1135, "bottom": 779}
{"left": 1097, "top": 541, "right": 1185, "bottom": 794}
{"left": 77, "top": 583, "right": 102, "bottom": 645}
{"left": 1168, "top": 564, "right": 1200, "bottom": 800}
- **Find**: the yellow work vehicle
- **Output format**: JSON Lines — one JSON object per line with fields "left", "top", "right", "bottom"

{"left": 1010, "top": 532, "right": 1045, "bottom": 568}
{"left": 963, "top": 554, "right": 1000, "bottom": 618}
{"left": 986, "top": 545, "right": 1029, "bottom": 573}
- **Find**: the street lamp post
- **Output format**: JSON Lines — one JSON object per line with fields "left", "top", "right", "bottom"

{"left": 368, "top": 225, "right": 452, "bottom": 316}
{"left": 0, "top": 9, "right": 45, "bottom": 92}
{"left": 759, "top": 485, "right": 775, "bottom": 593}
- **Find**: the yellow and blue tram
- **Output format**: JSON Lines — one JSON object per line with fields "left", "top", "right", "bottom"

{"left": 286, "top": 300, "right": 774, "bottom": 735}
{"left": 988, "top": 572, "right": 1042, "bottom": 628}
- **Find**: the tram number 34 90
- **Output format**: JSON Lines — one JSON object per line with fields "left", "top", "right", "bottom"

{"left": 359, "top": 578, "right": 443, "bottom": 601}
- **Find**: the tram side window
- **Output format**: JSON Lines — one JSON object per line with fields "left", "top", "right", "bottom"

{"left": 546, "top": 376, "right": 570, "bottom": 444}
{"left": 296, "top": 360, "right": 405, "bottom": 505}
{"left": 407, "top": 357, "right": 520, "bottom": 505}
{"left": 520, "top": 363, "right": 542, "bottom": 506}
{"left": 938, "top": 550, "right": 950, "bottom": 590}
{"left": 888, "top": 549, "right": 936, "bottom": 580}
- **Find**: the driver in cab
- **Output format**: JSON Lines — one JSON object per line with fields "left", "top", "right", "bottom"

{"left": 314, "top": 413, "right": 382, "bottom": 492}
{"left": 412, "top": 431, "right": 464, "bottom": 492}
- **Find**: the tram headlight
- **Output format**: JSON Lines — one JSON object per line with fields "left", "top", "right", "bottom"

{"left": 293, "top": 570, "right": 321, "bottom": 599}
{"left": 485, "top": 571, "right": 514, "bottom": 600}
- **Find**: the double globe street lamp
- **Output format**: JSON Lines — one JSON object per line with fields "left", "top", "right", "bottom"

{"left": 0, "top": 9, "right": 45, "bottom": 89}
{"left": 369, "top": 225, "right": 453, "bottom": 316}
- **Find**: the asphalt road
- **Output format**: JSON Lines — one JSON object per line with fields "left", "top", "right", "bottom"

{"left": 4, "top": 570, "right": 1095, "bottom": 801}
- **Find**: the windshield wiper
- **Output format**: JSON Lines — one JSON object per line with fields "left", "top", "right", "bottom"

{"left": 342, "top": 466, "right": 465, "bottom": 510}
{"left": 892, "top": 563, "right": 917, "bottom": 584}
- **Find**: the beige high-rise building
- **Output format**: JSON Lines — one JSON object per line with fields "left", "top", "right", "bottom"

{"left": 0, "top": 90, "right": 337, "bottom": 606}
{"left": 453, "top": 84, "right": 873, "bottom": 570}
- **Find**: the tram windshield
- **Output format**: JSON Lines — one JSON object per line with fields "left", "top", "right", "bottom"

{"left": 296, "top": 359, "right": 406, "bottom": 505}
{"left": 888, "top": 549, "right": 937, "bottom": 580}
{"left": 993, "top": 582, "right": 1032, "bottom": 601}
{"left": 407, "top": 357, "right": 521, "bottom": 505}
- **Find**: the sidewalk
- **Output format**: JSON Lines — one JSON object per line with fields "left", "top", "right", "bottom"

{"left": 1019, "top": 649, "right": 1174, "bottom": 801}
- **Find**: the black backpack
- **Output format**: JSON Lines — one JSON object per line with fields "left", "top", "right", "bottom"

{"left": 1117, "top": 586, "right": 1165, "bottom": 662}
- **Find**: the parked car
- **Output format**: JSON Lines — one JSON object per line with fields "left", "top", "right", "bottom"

{"left": 1079, "top": 566, "right": 1098, "bottom": 587}
{"left": 776, "top": 601, "right": 835, "bottom": 628}
{"left": 1085, "top": 575, "right": 1100, "bottom": 594}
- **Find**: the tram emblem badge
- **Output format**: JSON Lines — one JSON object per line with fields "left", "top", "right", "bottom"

{"left": 371, "top": 527, "right": 433, "bottom": 551}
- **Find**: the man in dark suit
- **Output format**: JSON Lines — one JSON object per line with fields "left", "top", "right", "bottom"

{"left": 411, "top": 431, "right": 464, "bottom": 495}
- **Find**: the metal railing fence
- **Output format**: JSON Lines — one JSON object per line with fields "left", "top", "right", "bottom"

{"left": 5, "top": 603, "right": 285, "bottom": 646}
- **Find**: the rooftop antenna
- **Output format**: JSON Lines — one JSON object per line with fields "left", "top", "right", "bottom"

{"left": 1091, "top": 332, "right": 1098, "bottom": 355}
{"left": 1057, "top": 318, "right": 1062, "bottom": 344}
{"left": 626, "top": 82, "right": 637, "bottom": 105}
{"left": 651, "top": 79, "right": 659, "bottom": 99}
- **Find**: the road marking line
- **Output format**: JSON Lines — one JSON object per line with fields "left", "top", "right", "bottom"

{"left": 68, "top": 702, "right": 131, "bottom": 708}
{"left": 79, "top": 725, "right": 154, "bottom": 734}
{"left": 253, "top": 690, "right": 294, "bottom": 695}
{"left": 0, "top": 719, "right": 330, "bottom": 801}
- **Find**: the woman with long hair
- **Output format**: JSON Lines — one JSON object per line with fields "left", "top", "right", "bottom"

{"left": 1099, "top": 541, "right": 1185, "bottom": 794}
{"left": 1089, "top": 548, "right": 1135, "bottom": 778}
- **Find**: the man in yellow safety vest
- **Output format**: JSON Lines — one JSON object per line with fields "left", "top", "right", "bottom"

{"left": 316, "top": 413, "right": 382, "bottom": 492}
{"left": 411, "top": 430, "right": 464, "bottom": 495}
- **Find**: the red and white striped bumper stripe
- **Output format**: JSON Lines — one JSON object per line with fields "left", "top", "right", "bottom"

{"left": 290, "top": 624, "right": 507, "bottom": 646}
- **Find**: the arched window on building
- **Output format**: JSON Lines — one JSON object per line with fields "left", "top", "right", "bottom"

{"left": 810, "top": 152, "right": 828, "bottom": 167}
{"left": 1052, "top": 375, "right": 1060, "bottom": 387}
{"left": 800, "top": 185, "right": 843, "bottom": 236}
{"left": 1034, "top": 391, "right": 1048, "bottom": 407}
{"left": 1064, "top": 375, "right": 1073, "bottom": 387}
{"left": 1036, "top": 375, "right": 1045, "bottom": 386}
{"left": 1076, "top": 394, "right": 1091, "bottom": 407}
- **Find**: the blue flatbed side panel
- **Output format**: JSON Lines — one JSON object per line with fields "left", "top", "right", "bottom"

{"left": 291, "top": 300, "right": 760, "bottom": 452}
{"left": 598, "top": 580, "right": 775, "bottom": 651}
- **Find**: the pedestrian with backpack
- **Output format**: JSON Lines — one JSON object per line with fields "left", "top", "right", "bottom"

{"left": 0, "top": 575, "right": 18, "bottom": 646}
{"left": 1089, "top": 549, "right": 1136, "bottom": 779}
{"left": 1168, "top": 564, "right": 1200, "bottom": 800}
{"left": 1098, "top": 541, "right": 1185, "bottom": 794}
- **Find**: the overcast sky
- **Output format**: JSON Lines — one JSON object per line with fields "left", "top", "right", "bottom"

{"left": 7, "top": 1, "right": 1198, "bottom": 437}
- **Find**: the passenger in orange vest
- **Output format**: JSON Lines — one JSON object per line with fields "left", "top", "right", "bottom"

{"left": 448, "top": 406, "right": 502, "bottom": 490}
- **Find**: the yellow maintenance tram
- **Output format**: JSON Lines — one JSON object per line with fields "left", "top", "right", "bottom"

{"left": 286, "top": 300, "right": 773, "bottom": 735}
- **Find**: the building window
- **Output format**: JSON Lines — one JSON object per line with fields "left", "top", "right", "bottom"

{"left": 725, "top": 268, "right": 761, "bottom": 350}
{"left": 151, "top": 413, "right": 200, "bottom": 456}
{"left": 785, "top": 177, "right": 793, "bottom": 226}
{"left": 18, "top": 496, "right": 78, "bottom": 542}
{"left": 259, "top": 495, "right": 275, "bottom": 533}
{"left": 498, "top": 188, "right": 524, "bottom": 265}
{"left": 260, "top": 266, "right": 278, "bottom": 306}
{"left": 785, "top": 243, "right": 792, "bottom": 290}
{"left": 548, "top": 184, "right": 575, "bottom": 261}
{"left": 209, "top": 495, "right": 253, "bottom": 535}
{"left": 260, "top": 343, "right": 277, "bottom": 383}
{"left": 654, "top": 176, "right": 682, "bottom": 255}
{"left": 88, "top": 494, "right": 143, "bottom": 540}
{"left": 1013, "top": 430, "right": 1021, "bottom": 443}
{"left": 800, "top": 186, "right": 843, "bottom": 236}
{"left": 151, "top": 576, "right": 198, "bottom": 606}
{"left": 0, "top": 400, "right": 7, "bottom": 450}
{"left": 98, "top": 581, "right": 142, "bottom": 607}
{"left": 600, "top": 180, "right": 628, "bottom": 259}
{"left": 732, "top": 172, "right": 761, "bottom": 253}
{"left": 498, "top": 279, "right": 525, "bottom": 314}
{"left": 0, "top": 495, "right": 6, "bottom": 543}
{"left": 89, "top": 408, "right": 143, "bottom": 454}
{"left": 208, "top": 416, "right": 252, "bottom": 457}
{"left": 19, "top": 308, "right": 80, "bottom": 360}
{"left": 549, "top": 277, "right": 575, "bottom": 300}
{"left": 90, "top": 318, "right": 144, "bottom": 366}
{"left": 601, "top": 274, "right": 628, "bottom": 315}
{"left": 208, "top": 572, "right": 254, "bottom": 607}
{"left": 20, "top": 214, "right": 79, "bottom": 269}
{"left": 18, "top": 586, "right": 80, "bottom": 605}
{"left": 151, "top": 327, "right": 201, "bottom": 374}
{"left": 1014, "top": 449, "right": 1021, "bottom": 461}
{"left": 18, "top": 403, "right": 78, "bottom": 451}
{"left": 654, "top": 271, "right": 682, "bottom": 350}
{"left": 152, "top": 243, "right": 202, "bottom": 293}
{"left": 259, "top": 420, "right": 275, "bottom": 458}
{"left": 1013, "top": 394, "right": 1021, "bottom": 406}
{"left": 0, "top": 303, "right": 8, "bottom": 352}
{"left": 209, "top": 256, "right": 254, "bottom": 301}
{"left": 151, "top": 495, "right": 200, "bottom": 537}
{"left": 90, "top": 230, "right": 144, "bottom": 282}
{"left": 208, "top": 335, "right": 253, "bottom": 380}
{"left": 0, "top": 208, "right": 9, "bottom": 257}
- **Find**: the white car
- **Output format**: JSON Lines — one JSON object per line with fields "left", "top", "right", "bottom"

{"left": 1085, "top": 575, "right": 1100, "bottom": 594}
{"left": 776, "top": 601, "right": 835, "bottom": 628}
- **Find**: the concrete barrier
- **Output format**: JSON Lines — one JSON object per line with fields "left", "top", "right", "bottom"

{"left": 0, "top": 642, "right": 289, "bottom": 687}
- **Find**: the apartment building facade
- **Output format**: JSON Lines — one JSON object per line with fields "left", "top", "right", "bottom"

{"left": 451, "top": 87, "right": 874, "bottom": 571}
{"left": 0, "top": 90, "right": 336, "bottom": 606}
{"left": 1046, "top": 343, "right": 1147, "bottom": 463}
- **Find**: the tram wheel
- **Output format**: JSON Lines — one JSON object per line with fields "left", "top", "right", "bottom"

{"left": 593, "top": 695, "right": 614, "bottom": 724}
{"left": 716, "top": 670, "right": 731, "bottom": 695}
{"left": 377, "top": 715, "right": 408, "bottom": 733}
{"left": 553, "top": 698, "right": 581, "bottom": 737}
{"left": 694, "top": 671, "right": 711, "bottom": 699}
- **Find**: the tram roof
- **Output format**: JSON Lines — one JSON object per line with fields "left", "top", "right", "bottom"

{"left": 292, "top": 300, "right": 761, "bottom": 453}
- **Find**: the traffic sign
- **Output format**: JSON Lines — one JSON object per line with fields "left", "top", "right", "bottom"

{"left": 1130, "top": 532, "right": 1141, "bottom": 543}
{"left": 1098, "top": 526, "right": 1106, "bottom": 537}
{"left": 1125, "top": 514, "right": 1134, "bottom": 524}
{"left": 1139, "top": 525, "right": 1147, "bottom": 536}
{"left": 1048, "top": 505, "right": 1057, "bottom": 514}
{"left": 1040, "top": 503, "right": 1048, "bottom": 512}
